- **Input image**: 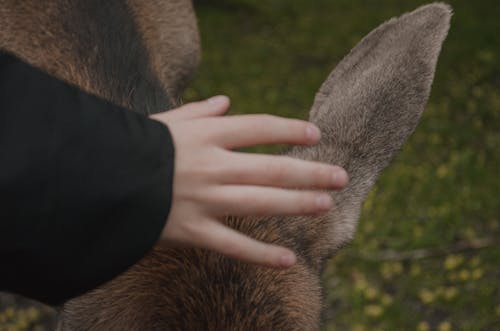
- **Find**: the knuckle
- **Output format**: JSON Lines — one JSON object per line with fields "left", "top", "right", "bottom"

{"left": 259, "top": 114, "right": 278, "bottom": 122}
{"left": 214, "top": 230, "right": 247, "bottom": 257}
{"left": 288, "top": 119, "right": 308, "bottom": 134}
{"left": 267, "top": 160, "right": 287, "bottom": 184}
{"left": 185, "top": 100, "right": 204, "bottom": 110}
{"left": 223, "top": 241, "right": 244, "bottom": 257}
{"left": 181, "top": 218, "right": 216, "bottom": 245}
{"left": 178, "top": 218, "right": 201, "bottom": 238}
{"left": 265, "top": 250, "right": 282, "bottom": 266}
{"left": 199, "top": 162, "right": 222, "bottom": 181}
{"left": 299, "top": 121, "right": 310, "bottom": 133}
{"left": 284, "top": 121, "right": 310, "bottom": 142}
{"left": 260, "top": 114, "right": 283, "bottom": 128}
{"left": 316, "top": 165, "right": 332, "bottom": 185}
{"left": 246, "top": 195, "right": 266, "bottom": 213}
{"left": 301, "top": 192, "right": 320, "bottom": 213}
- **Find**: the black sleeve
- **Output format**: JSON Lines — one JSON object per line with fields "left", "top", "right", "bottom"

{"left": 0, "top": 52, "right": 174, "bottom": 305}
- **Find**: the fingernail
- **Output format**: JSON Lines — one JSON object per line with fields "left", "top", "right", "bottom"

{"left": 332, "top": 168, "right": 349, "bottom": 186}
{"left": 207, "top": 95, "right": 229, "bottom": 105}
{"left": 280, "top": 253, "right": 296, "bottom": 267}
{"left": 306, "top": 124, "right": 321, "bottom": 141}
{"left": 316, "top": 194, "right": 333, "bottom": 210}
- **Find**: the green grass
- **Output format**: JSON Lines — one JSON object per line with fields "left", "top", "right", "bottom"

{"left": 2, "top": 1, "right": 498, "bottom": 330}
{"left": 186, "top": 1, "right": 500, "bottom": 330}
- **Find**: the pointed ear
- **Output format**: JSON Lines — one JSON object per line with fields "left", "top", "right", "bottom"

{"left": 287, "top": 3, "right": 452, "bottom": 255}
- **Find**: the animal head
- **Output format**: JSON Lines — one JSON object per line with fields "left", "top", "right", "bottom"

{"left": 56, "top": 3, "right": 451, "bottom": 330}
{"left": 0, "top": 1, "right": 451, "bottom": 329}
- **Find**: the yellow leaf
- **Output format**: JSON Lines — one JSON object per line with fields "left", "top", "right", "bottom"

{"left": 438, "top": 321, "right": 452, "bottom": 331}
{"left": 364, "top": 304, "right": 384, "bottom": 317}
{"left": 417, "top": 321, "right": 430, "bottom": 331}
{"left": 419, "top": 289, "right": 435, "bottom": 304}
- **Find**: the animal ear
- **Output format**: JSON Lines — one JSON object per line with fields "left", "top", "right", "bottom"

{"left": 310, "top": 2, "right": 452, "bottom": 169}
{"left": 287, "top": 3, "right": 451, "bottom": 254}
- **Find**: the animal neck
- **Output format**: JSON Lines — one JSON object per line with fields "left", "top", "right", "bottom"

{"left": 0, "top": 0, "right": 177, "bottom": 113}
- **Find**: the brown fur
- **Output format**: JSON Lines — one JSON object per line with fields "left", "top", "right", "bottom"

{"left": 0, "top": 0, "right": 199, "bottom": 111}
{"left": 127, "top": 0, "right": 200, "bottom": 103}
{"left": 0, "top": 1, "right": 451, "bottom": 330}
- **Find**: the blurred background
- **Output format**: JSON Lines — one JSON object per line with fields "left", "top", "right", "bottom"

{"left": 1, "top": 0, "right": 498, "bottom": 330}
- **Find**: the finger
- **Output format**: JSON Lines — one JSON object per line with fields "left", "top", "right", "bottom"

{"left": 151, "top": 95, "right": 230, "bottom": 122}
{"left": 219, "top": 152, "right": 349, "bottom": 189}
{"left": 203, "top": 185, "right": 333, "bottom": 216}
{"left": 191, "top": 219, "right": 297, "bottom": 268}
{"left": 201, "top": 114, "right": 321, "bottom": 149}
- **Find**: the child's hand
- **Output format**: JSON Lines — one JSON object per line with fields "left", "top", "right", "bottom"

{"left": 150, "top": 96, "right": 348, "bottom": 268}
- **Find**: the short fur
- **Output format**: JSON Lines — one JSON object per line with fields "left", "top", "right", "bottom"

{"left": 0, "top": 0, "right": 199, "bottom": 111}
{"left": 0, "top": 1, "right": 451, "bottom": 330}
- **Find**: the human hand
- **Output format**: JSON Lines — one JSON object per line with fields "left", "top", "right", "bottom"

{"left": 150, "top": 96, "right": 348, "bottom": 268}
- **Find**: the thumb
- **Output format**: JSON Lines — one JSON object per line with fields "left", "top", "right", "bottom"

{"left": 151, "top": 95, "right": 230, "bottom": 122}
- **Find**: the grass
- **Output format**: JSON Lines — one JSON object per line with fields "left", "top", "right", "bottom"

{"left": 1, "top": 0, "right": 498, "bottom": 330}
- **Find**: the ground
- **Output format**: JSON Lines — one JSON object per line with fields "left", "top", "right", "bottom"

{"left": 1, "top": 0, "right": 498, "bottom": 330}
